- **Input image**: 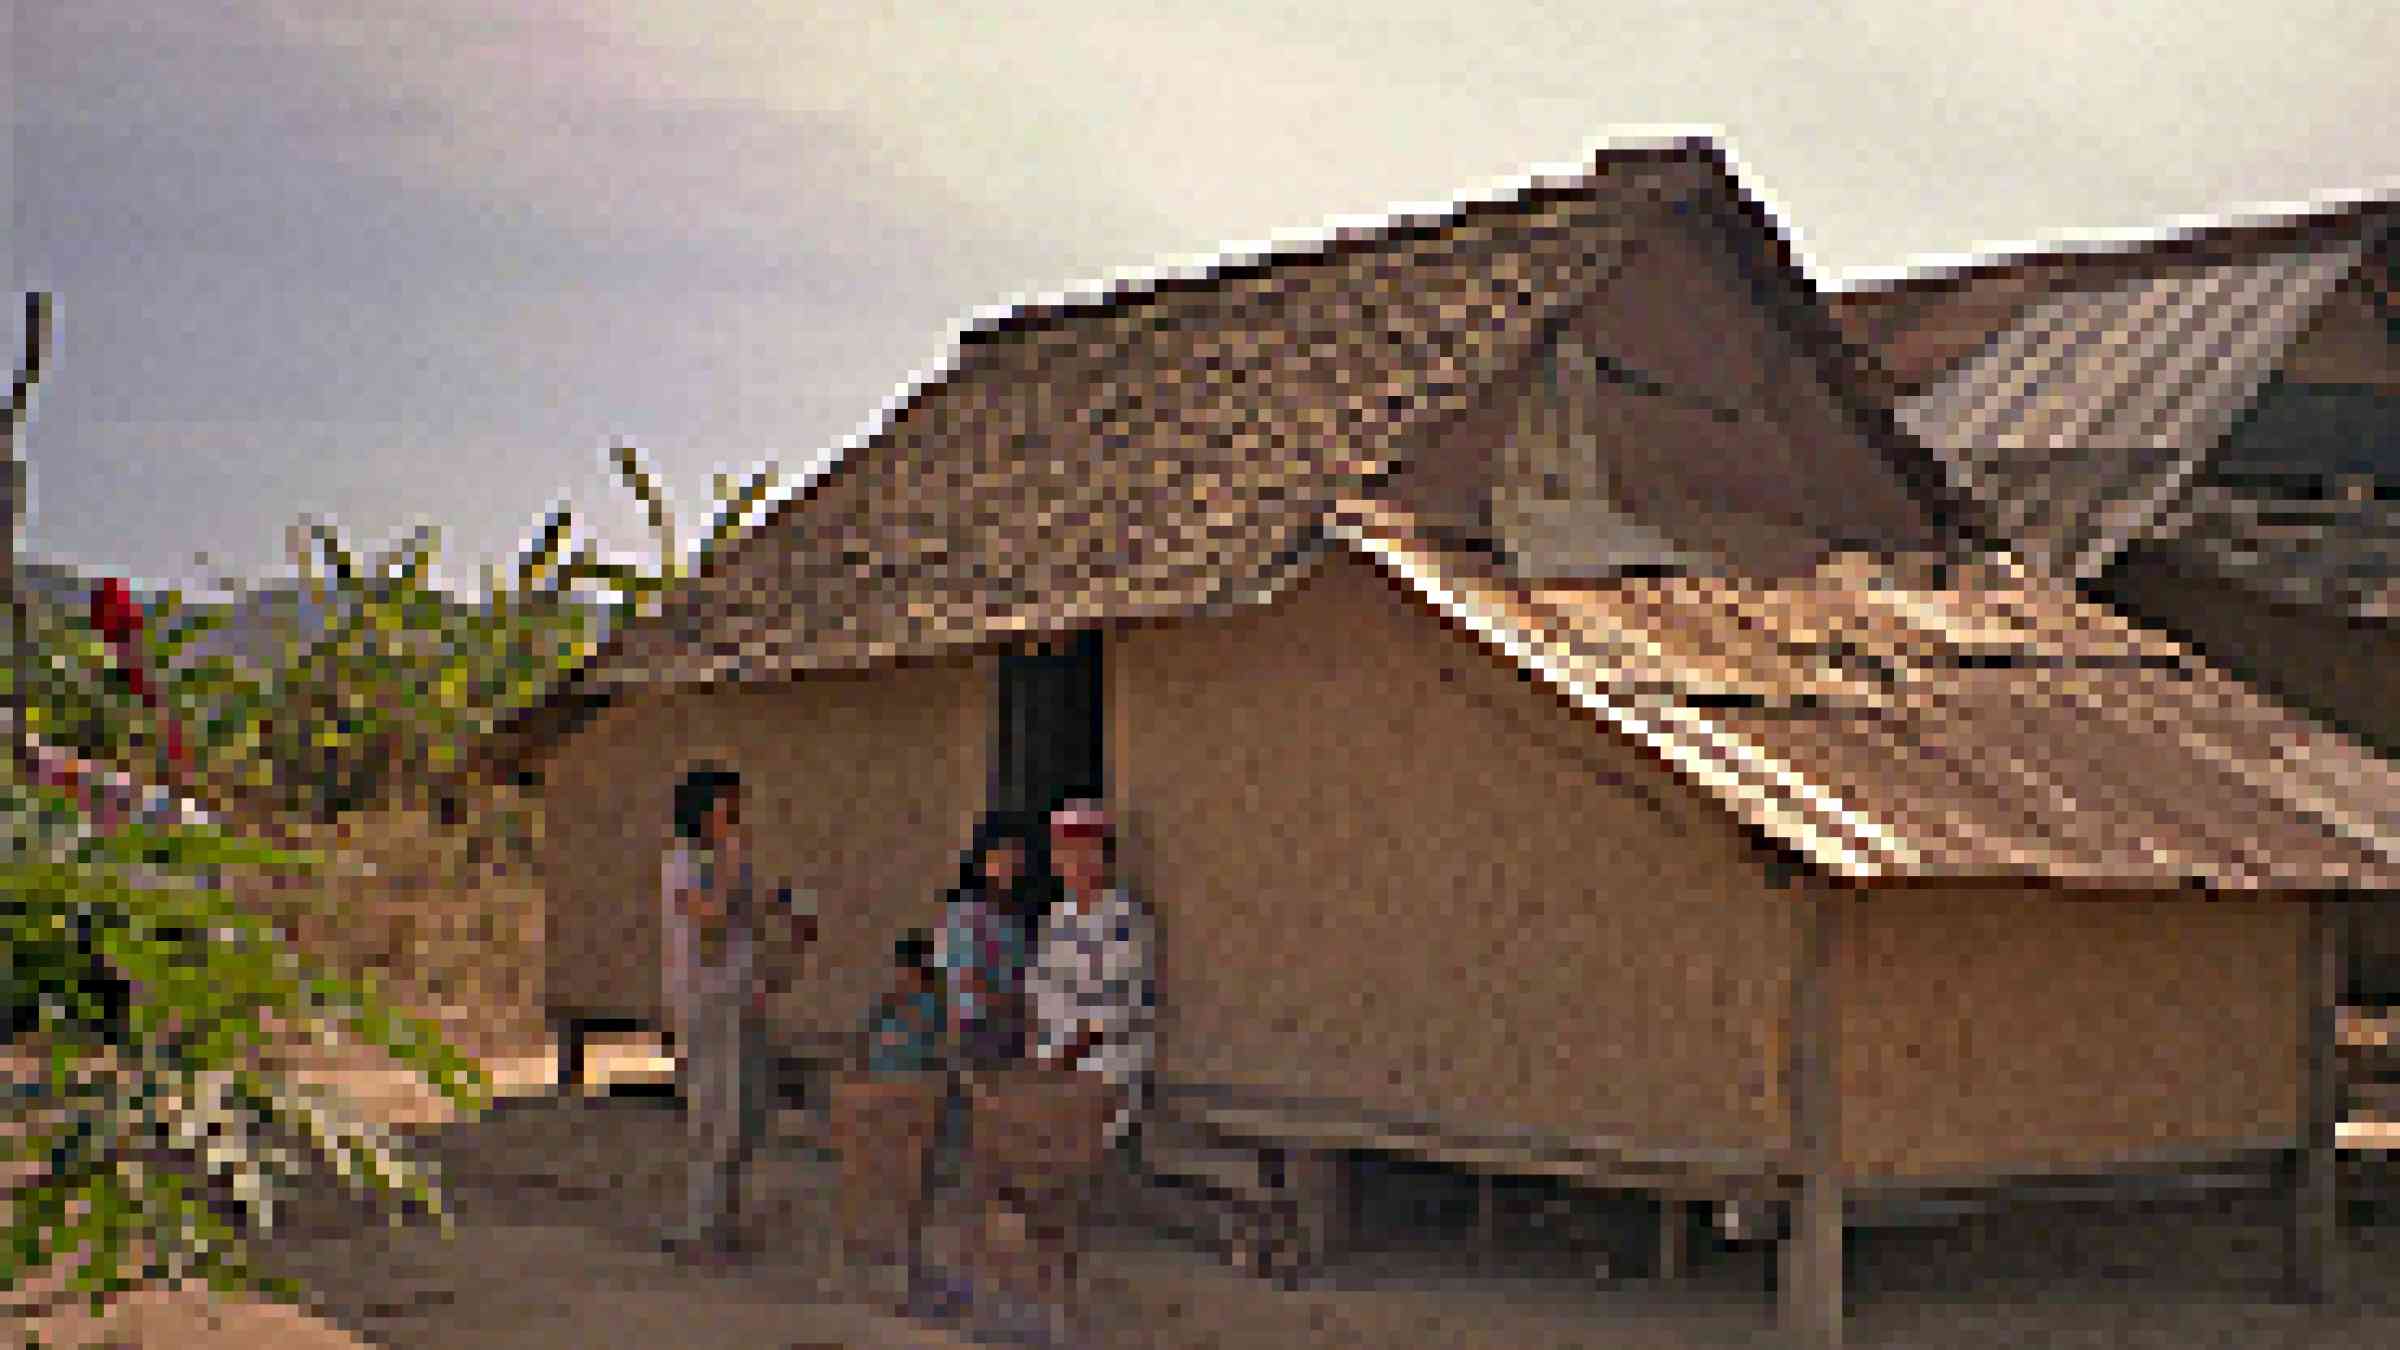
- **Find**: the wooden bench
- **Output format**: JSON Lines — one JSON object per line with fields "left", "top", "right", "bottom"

{"left": 1139, "top": 1086, "right": 2328, "bottom": 1294}
{"left": 1140, "top": 1083, "right": 1778, "bottom": 1286}
{"left": 550, "top": 1011, "right": 655, "bottom": 1096}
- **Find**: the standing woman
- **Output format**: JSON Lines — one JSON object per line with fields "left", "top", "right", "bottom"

{"left": 658, "top": 765, "right": 774, "bottom": 1260}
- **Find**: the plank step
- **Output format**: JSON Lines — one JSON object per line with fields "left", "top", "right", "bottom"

{"left": 1140, "top": 1141, "right": 1275, "bottom": 1202}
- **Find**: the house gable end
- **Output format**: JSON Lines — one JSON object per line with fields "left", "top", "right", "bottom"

{"left": 1486, "top": 203, "right": 1942, "bottom": 583}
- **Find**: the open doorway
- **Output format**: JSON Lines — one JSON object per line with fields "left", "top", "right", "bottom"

{"left": 991, "top": 628, "right": 1105, "bottom": 823}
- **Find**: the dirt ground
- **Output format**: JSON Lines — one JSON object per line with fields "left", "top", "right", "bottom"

{"left": 13, "top": 1040, "right": 2400, "bottom": 1349}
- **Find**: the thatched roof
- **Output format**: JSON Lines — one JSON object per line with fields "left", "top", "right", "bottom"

{"left": 547, "top": 136, "right": 1953, "bottom": 694}
{"left": 485, "top": 143, "right": 2400, "bottom": 891}
{"left": 489, "top": 136, "right": 1941, "bottom": 764}
{"left": 598, "top": 144, "right": 1722, "bottom": 688}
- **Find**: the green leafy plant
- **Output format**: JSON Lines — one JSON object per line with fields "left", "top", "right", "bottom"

{"left": 256, "top": 519, "right": 599, "bottom": 821}
{"left": 198, "top": 444, "right": 770, "bottom": 823}
{"left": 3, "top": 330, "right": 781, "bottom": 1324}
{"left": 8, "top": 440, "right": 775, "bottom": 833}
{"left": 2, "top": 778, "right": 490, "bottom": 1315}
{"left": 3, "top": 297, "right": 788, "bottom": 1331}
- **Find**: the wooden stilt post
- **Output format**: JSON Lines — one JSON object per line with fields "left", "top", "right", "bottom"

{"left": 1282, "top": 1148, "right": 1351, "bottom": 1275}
{"left": 1656, "top": 1196, "right": 1690, "bottom": 1282}
{"left": 556, "top": 1014, "right": 587, "bottom": 1095}
{"left": 1785, "top": 1173, "right": 1845, "bottom": 1348}
{"left": 1476, "top": 1170, "right": 1499, "bottom": 1272}
{"left": 2287, "top": 896, "right": 2343, "bottom": 1303}
{"left": 1781, "top": 894, "right": 1845, "bottom": 1348}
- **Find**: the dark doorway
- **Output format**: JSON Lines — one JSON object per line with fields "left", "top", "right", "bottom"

{"left": 992, "top": 629, "right": 1106, "bottom": 823}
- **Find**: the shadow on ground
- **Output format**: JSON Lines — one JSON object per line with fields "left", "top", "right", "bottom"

{"left": 229, "top": 1087, "right": 2400, "bottom": 1350}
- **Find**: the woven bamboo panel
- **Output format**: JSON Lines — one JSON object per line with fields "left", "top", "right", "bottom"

{"left": 828, "top": 1071, "right": 945, "bottom": 1261}
{"left": 1110, "top": 551, "right": 1795, "bottom": 1157}
{"left": 536, "top": 654, "right": 990, "bottom": 1039}
{"left": 969, "top": 1070, "right": 1118, "bottom": 1205}
{"left": 1831, "top": 889, "right": 2305, "bottom": 1181}
{"left": 1543, "top": 218, "right": 1934, "bottom": 577}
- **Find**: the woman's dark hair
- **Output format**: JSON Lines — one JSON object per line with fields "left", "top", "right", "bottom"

{"left": 955, "top": 808, "right": 1056, "bottom": 935}
{"left": 894, "top": 929, "right": 936, "bottom": 972}
{"left": 672, "top": 765, "right": 743, "bottom": 842}
{"left": 956, "top": 810, "right": 1041, "bottom": 896}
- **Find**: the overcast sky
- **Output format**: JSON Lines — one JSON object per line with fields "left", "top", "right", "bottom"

{"left": 13, "top": 1, "right": 2398, "bottom": 597}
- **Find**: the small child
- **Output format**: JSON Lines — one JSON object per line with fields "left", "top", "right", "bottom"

{"left": 863, "top": 930, "right": 946, "bottom": 1077}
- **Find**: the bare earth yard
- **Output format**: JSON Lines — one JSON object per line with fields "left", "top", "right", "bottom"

{"left": 12, "top": 1038, "right": 2400, "bottom": 1349}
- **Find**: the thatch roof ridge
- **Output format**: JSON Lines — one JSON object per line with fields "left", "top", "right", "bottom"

{"left": 479, "top": 133, "right": 1983, "bottom": 772}
{"left": 588, "top": 139, "right": 1781, "bottom": 688}
{"left": 693, "top": 136, "right": 1731, "bottom": 594}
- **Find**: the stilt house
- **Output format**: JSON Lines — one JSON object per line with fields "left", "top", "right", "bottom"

{"left": 494, "top": 138, "right": 2400, "bottom": 1345}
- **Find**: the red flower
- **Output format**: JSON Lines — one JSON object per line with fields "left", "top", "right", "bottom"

{"left": 88, "top": 577, "right": 187, "bottom": 770}
{"left": 90, "top": 577, "right": 144, "bottom": 647}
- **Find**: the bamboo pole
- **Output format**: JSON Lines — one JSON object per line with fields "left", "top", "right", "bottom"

{"left": 1475, "top": 1169, "right": 1499, "bottom": 1272}
{"left": 1782, "top": 893, "right": 1845, "bottom": 1348}
{"left": 5, "top": 294, "right": 53, "bottom": 778}
{"left": 2287, "top": 896, "right": 2344, "bottom": 1302}
{"left": 1656, "top": 1197, "right": 1690, "bottom": 1282}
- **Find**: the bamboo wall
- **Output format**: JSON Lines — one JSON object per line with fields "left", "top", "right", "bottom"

{"left": 534, "top": 657, "right": 990, "bottom": 1041}
{"left": 1829, "top": 889, "right": 2306, "bottom": 1180}
{"left": 1109, "top": 550, "right": 1796, "bottom": 1153}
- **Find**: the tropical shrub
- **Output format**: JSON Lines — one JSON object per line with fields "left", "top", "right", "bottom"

{"left": 11, "top": 443, "right": 774, "bottom": 831}
{"left": 2, "top": 397, "right": 775, "bottom": 1322}
{"left": 2, "top": 776, "right": 488, "bottom": 1313}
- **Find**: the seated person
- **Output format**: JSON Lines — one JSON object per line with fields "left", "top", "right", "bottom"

{"left": 938, "top": 811, "right": 1045, "bottom": 1071}
{"left": 862, "top": 930, "right": 946, "bottom": 1077}
{"left": 1027, "top": 800, "right": 1156, "bottom": 1149}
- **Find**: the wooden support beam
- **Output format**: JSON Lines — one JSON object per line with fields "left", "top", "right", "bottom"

{"left": 1785, "top": 1174, "right": 1845, "bottom": 1348}
{"left": 555, "top": 1015, "right": 590, "bottom": 1095}
{"left": 1281, "top": 1148, "right": 1352, "bottom": 1273}
{"left": 1155, "top": 1080, "right": 1777, "bottom": 1198}
{"left": 1781, "top": 894, "right": 1846, "bottom": 1349}
{"left": 1471, "top": 1171, "right": 1496, "bottom": 1270}
{"left": 2286, "top": 897, "right": 2344, "bottom": 1303}
{"left": 1656, "top": 1197, "right": 1690, "bottom": 1282}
